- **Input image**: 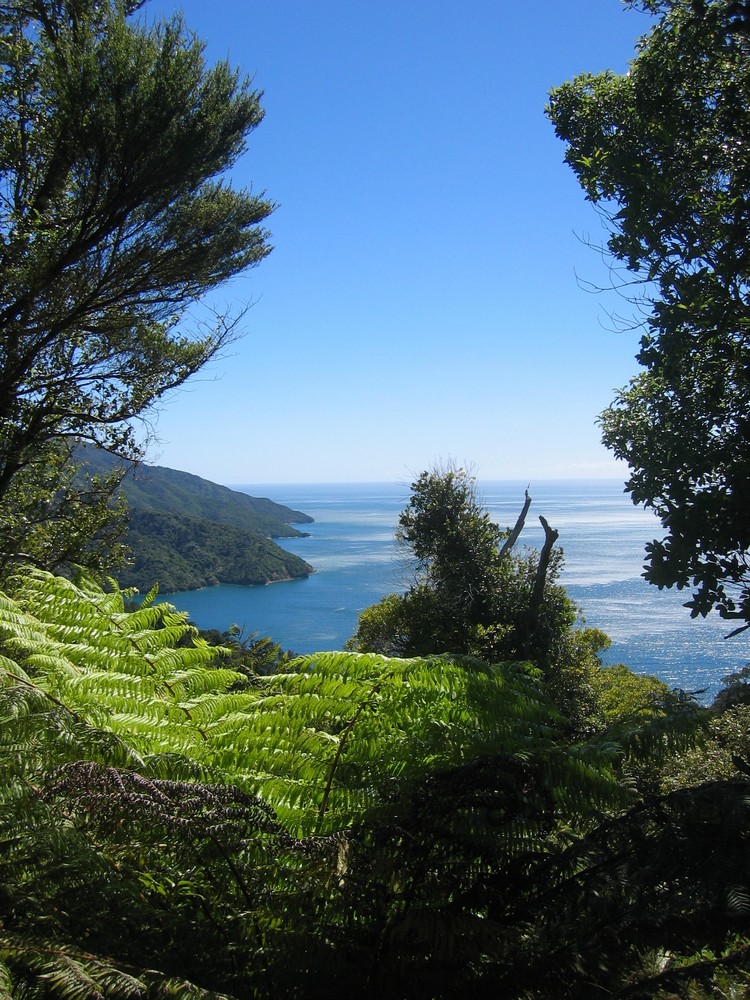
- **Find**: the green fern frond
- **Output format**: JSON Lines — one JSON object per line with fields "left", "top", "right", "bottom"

{"left": 1, "top": 933, "right": 237, "bottom": 1000}
{"left": 0, "top": 575, "right": 628, "bottom": 837}
{"left": 0, "top": 959, "right": 13, "bottom": 1000}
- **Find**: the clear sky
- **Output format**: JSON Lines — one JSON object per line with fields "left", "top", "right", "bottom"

{"left": 142, "top": 0, "right": 654, "bottom": 485}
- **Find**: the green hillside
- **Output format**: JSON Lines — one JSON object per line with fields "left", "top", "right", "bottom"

{"left": 74, "top": 445, "right": 315, "bottom": 593}
{"left": 76, "top": 444, "right": 313, "bottom": 539}
{"left": 121, "top": 509, "right": 313, "bottom": 593}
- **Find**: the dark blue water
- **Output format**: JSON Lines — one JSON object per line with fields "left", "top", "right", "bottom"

{"left": 158, "top": 480, "right": 748, "bottom": 700}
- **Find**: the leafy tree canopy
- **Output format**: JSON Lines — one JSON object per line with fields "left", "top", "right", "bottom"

{"left": 349, "top": 467, "right": 606, "bottom": 733}
{"left": 547, "top": 0, "right": 750, "bottom": 633}
{"left": 0, "top": 0, "right": 274, "bottom": 576}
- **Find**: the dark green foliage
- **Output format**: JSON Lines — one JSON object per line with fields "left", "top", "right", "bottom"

{"left": 711, "top": 664, "right": 750, "bottom": 712}
{"left": 122, "top": 508, "right": 312, "bottom": 592}
{"left": 508, "top": 779, "right": 750, "bottom": 1000}
{"left": 36, "top": 765, "right": 295, "bottom": 994}
{"left": 333, "top": 779, "right": 750, "bottom": 999}
{"left": 0, "top": 0, "right": 274, "bottom": 576}
{"left": 350, "top": 468, "right": 556, "bottom": 660}
{"left": 547, "top": 16, "right": 750, "bottom": 987}
{"left": 69, "top": 444, "right": 315, "bottom": 593}
{"left": 547, "top": 0, "right": 750, "bottom": 632}
{"left": 0, "top": 439, "right": 131, "bottom": 581}
{"left": 396, "top": 467, "right": 507, "bottom": 644}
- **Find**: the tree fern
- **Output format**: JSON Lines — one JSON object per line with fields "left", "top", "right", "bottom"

{"left": 0, "top": 671, "right": 304, "bottom": 998}
{"left": 0, "top": 572, "right": 629, "bottom": 836}
{"left": 2, "top": 569, "right": 738, "bottom": 998}
{"left": 0, "top": 576, "right": 297, "bottom": 998}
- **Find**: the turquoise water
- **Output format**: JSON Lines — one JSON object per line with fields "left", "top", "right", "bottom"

{"left": 157, "top": 480, "right": 749, "bottom": 700}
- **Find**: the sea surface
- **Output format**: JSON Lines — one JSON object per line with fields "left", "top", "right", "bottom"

{"left": 158, "top": 480, "right": 749, "bottom": 702}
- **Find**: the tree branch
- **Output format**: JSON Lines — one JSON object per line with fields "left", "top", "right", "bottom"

{"left": 499, "top": 488, "right": 531, "bottom": 559}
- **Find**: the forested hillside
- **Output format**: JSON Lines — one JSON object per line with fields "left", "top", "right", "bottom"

{"left": 74, "top": 444, "right": 315, "bottom": 592}
{"left": 76, "top": 443, "right": 313, "bottom": 538}
{"left": 123, "top": 508, "right": 312, "bottom": 592}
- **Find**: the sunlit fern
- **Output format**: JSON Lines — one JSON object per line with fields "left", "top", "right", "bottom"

{"left": 0, "top": 570, "right": 632, "bottom": 838}
{"left": 0, "top": 569, "right": 723, "bottom": 999}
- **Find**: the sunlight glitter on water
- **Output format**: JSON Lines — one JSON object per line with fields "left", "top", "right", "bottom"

{"left": 159, "top": 480, "right": 748, "bottom": 701}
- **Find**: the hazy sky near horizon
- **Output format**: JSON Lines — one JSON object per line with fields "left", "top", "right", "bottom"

{"left": 143, "top": 0, "right": 653, "bottom": 486}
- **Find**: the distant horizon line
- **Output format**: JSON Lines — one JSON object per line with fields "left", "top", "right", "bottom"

{"left": 225, "top": 475, "right": 630, "bottom": 488}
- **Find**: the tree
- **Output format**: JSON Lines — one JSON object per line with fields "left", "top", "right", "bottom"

{"left": 348, "top": 467, "right": 606, "bottom": 733}
{"left": 0, "top": 0, "right": 274, "bottom": 574}
{"left": 395, "top": 466, "right": 511, "bottom": 651}
{"left": 350, "top": 468, "right": 527, "bottom": 656}
{"left": 711, "top": 663, "right": 750, "bottom": 712}
{"left": 547, "top": 0, "right": 750, "bottom": 633}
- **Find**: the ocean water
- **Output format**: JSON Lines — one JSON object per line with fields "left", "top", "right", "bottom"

{"left": 158, "top": 480, "right": 749, "bottom": 701}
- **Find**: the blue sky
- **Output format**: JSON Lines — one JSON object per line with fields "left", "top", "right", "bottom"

{"left": 143, "top": 0, "right": 653, "bottom": 485}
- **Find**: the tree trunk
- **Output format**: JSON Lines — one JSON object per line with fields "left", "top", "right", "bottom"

{"left": 524, "top": 515, "right": 559, "bottom": 657}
